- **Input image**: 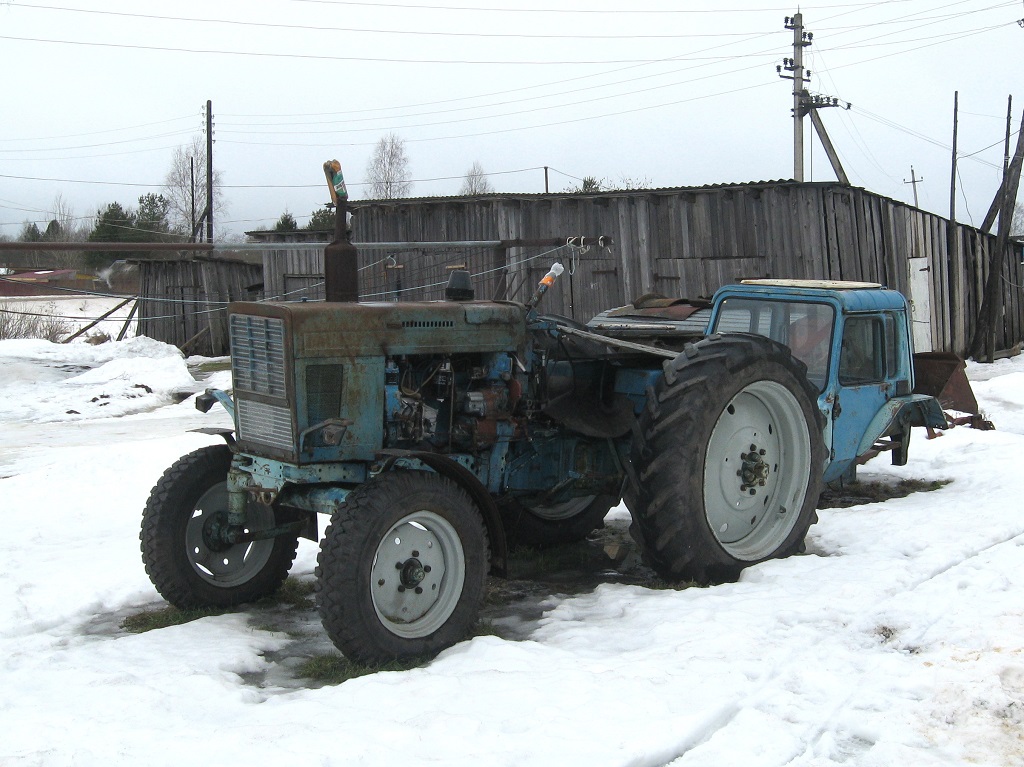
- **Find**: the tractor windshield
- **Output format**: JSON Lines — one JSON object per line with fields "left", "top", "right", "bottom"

{"left": 713, "top": 298, "right": 835, "bottom": 391}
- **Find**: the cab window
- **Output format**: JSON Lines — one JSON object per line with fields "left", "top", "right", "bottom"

{"left": 713, "top": 298, "right": 834, "bottom": 391}
{"left": 839, "top": 317, "right": 886, "bottom": 385}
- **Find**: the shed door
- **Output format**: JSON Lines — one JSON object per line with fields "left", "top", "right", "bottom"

{"left": 907, "top": 257, "right": 932, "bottom": 353}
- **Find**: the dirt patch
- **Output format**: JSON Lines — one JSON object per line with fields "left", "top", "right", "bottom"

{"left": 818, "top": 478, "right": 951, "bottom": 509}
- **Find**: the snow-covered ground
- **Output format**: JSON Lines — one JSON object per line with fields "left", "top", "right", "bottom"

{"left": 1, "top": 335, "right": 1022, "bottom": 766}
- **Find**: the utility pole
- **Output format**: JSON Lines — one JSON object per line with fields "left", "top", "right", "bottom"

{"left": 981, "top": 95, "right": 1014, "bottom": 232}
{"left": 779, "top": 14, "right": 811, "bottom": 181}
{"left": 205, "top": 99, "right": 214, "bottom": 244}
{"left": 904, "top": 166, "right": 923, "bottom": 207}
{"left": 190, "top": 157, "right": 196, "bottom": 242}
{"left": 544, "top": 166, "right": 549, "bottom": 194}
{"left": 970, "top": 105, "right": 1024, "bottom": 362}
{"left": 949, "top": 91, "right": 959, "bottom": 227}
{"left": 778, "top": 13, "right": 850, "bottom": 183}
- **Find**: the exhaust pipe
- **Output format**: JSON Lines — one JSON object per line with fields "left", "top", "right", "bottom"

{"left": 323, "top": 160, "right": 359, "bottom": 302}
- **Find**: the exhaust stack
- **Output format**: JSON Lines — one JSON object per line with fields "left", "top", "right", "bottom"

{"left": 322, "top": 160, "right": 359, "bottom": 302}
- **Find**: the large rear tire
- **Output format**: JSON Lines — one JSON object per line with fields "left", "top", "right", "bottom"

{"left": 629, "top": 334, "right": 825, "bottom": 584}
{"left": 140, "top": 444, "right": 299, "bottom": 608}
{"left": 315, "top": 472, "right": 489, "bottom": 663}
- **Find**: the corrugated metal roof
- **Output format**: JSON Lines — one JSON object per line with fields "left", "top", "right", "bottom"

{"left": 348, "top": 179, "right": 865, "bottom": 205}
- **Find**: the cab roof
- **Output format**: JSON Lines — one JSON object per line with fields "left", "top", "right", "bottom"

{"left": 715, "top": 279, "right": 908, "bottom": 313}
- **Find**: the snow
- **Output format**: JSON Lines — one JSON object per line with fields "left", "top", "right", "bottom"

{"left": 1, "top": 336, "right": 1023, "bottom": 766}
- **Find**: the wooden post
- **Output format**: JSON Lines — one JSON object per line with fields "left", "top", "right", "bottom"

{"left": 970, "top": 107, "right": 1024, "bottom": 361}
{"left": 808, "top": 109, "right": 850, "bottom": 185}
{"left": 61, "top": 297, "right": 134, "bottom": 344}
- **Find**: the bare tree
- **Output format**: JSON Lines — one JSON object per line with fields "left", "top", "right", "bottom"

{"left": 163, "top": 134, "right": 225, "bottom": 237}
{"left": 1013, "top": 201, "right": 1024, "bottom": 236}
{"left": 460, "top": 161, "right": 493, "bottom": 195}
{"left": 365, "top": 133, "right": 412, "bottom": 199}
{"left": 45, "top": 194, "right": 87, "bottom": 268}
{"left": 49, "top": 194, "right": 87, "bottom": 239}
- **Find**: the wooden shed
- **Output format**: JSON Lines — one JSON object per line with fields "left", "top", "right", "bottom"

{"left": 134, "top": 254, "right": 263, "bottom": 356}
{"left": 248, "top": 181, "right": 1024, "bottom": 357}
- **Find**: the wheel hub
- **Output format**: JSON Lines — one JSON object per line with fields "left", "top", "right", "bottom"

{"left": 201, "top": 511, "right": 236, "bottom": 553}
{"left": 397, "top": 556, "right": 428, "bottom": 590}
{"left": 370, "top": 512, "right": 463, "bottom": 635}
{"left": 737, "top": 443, "right": 770, "bottom": 495}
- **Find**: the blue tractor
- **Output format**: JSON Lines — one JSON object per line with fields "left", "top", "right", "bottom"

{"left": 141, "top": 245, "right": 945, "bottom": 663}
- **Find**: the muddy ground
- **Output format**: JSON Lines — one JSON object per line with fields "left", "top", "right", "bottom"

{"left": 117, "top": 477, "right": 945, "bottom": 687}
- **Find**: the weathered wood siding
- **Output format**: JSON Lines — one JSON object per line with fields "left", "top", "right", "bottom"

{"left": 140, "top": 182, "right": 1022, "bottom": 358}
{"left": 338, "top": 183, "right": 1023, "bottom": 356}
{"left": 136, "top": 257, "right": 263, "bottom": 355}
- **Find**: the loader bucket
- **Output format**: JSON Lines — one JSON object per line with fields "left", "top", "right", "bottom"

{"left": 912, "top": 352, "right": 979, "bottom": 415}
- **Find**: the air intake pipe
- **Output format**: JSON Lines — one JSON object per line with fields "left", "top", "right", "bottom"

{"left": 322, "top": 160, "right": 360, "bottom": 302}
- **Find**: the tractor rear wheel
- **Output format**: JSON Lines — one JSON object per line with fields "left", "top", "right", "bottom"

{"left": 498, "top": 494, "right": 615, "bottom": 548}
{"left": 629, "top": 334, "right": 825, "bottom": 584}
{"left": 315, "top": 472, "right": 489, "bottom": 663}
{"left": 140, "top": 444, "right": 299, "bottom": 608}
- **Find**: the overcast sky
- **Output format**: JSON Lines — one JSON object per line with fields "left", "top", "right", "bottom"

{"left": 0, "top": 0, "right": 1020, "bottom": 240}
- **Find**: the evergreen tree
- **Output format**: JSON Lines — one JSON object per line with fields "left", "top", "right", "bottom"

{"left": 274, "top": 211, "right": 298, "bottom": 232}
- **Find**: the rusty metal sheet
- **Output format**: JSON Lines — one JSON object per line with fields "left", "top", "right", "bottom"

{"left": 912, "top": 352, "right": 979, "bottom": 415}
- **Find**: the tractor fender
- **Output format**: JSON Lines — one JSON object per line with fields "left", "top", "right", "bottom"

{"left": 189, "top": 427, "right": 236, "bottom": 447}
{"left": 856, "top": 394, "right": 947, "bottom": 458}
{"left": 378, "top": 450, "right": 508, "bottom": 577}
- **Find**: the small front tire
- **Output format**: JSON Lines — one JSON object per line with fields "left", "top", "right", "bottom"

{"left": 140, "top": 444, "right": 299, "bottom": 608}
{"left": 315, "top": 472, "right": 489, "bottom": 663}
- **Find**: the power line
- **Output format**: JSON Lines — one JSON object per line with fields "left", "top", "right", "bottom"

{"left": 286, "top": 0, "right": 923, "bottom": 14}
{"left": 0, "top": 129, "right": 196, "bottom": 154}
{"left": 218, "top": 59, "right": 774, "bottom": 139}
{"left": 1, "top": 114, "right": 197, "bottom": 144}
{"left": 0, "top": 34, "right": 747, "bottom": 66}
{"left": 8, "top": 4, "right": 774, "bottom": 40}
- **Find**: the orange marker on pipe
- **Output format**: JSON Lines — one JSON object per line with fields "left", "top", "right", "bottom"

{"left": 526, "top": 262, "right": 564, "bottom": 310}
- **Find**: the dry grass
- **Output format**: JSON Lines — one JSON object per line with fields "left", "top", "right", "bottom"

{"left": 0, "top": 301, "right": 72, "bottom": 342}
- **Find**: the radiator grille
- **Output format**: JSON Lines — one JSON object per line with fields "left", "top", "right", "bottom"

{"left": 230, "top": 315, "right": 286, "bottom": 396}
{"left": 237, "top": 399, "right": 294, "bottom": 452}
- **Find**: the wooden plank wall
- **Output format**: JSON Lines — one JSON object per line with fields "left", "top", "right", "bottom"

{"left": 346, "top": 184, "right": 1021, "bottom": 356}
{"left": 138, "top": 183, "right": 1023, "bottom": 358}
{"left": 136, "top": 258, "right": 263, "bottom": 355}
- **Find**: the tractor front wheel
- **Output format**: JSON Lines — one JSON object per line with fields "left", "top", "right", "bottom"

{"left": 140, "top": 444, "right": 299, "bottom": 608}
{"left": 315, "top": 472, "right": 489, "bottom": 663}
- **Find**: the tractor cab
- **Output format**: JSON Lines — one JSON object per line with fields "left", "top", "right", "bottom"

{"left": 708, "top": 280, "right": 945, "bottom": 483}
